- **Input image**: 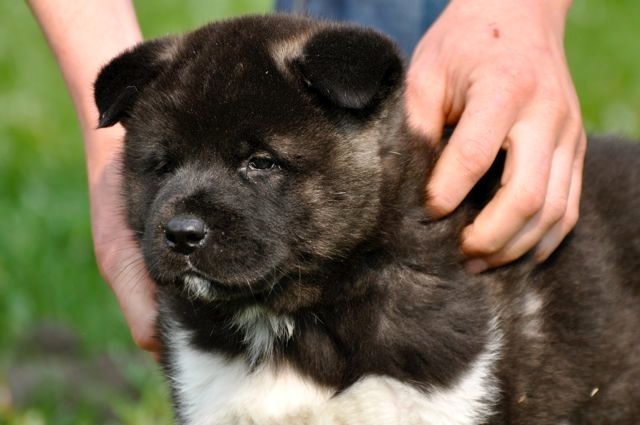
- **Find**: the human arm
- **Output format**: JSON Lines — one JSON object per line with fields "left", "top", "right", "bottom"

{"left": 27, "top": 0, "right": 160, "bottom": 354}
{"left": 406, "top": 0, "right": 586, "bottom": 272}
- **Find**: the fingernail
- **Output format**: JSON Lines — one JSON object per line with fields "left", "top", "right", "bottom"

{"left": 460, "top": 226, "right": 477, "bottom": 256}
{"left": 465, "top": 259, "right": 489, "bottom": 274}
{"left": 533, "top": 248, "right": 549, "bottom": 264}
{"left": 425, "top": 203, "right": 445, "bottom": 220}
{"left": 425, "top": 195, "right": 450, "bottom": 220}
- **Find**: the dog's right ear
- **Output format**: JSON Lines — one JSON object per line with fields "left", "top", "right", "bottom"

{"left": 94, "top": 37, "right": 179, "bottom": 128}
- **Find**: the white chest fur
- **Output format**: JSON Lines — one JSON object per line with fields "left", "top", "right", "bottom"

{"left": 168, "top": 327, "right": 333, "bottom": 425}
{"left": 167, "top": 316, "right": 502, "bottom": 425}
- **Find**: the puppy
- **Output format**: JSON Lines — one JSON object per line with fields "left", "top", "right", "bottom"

{"left": 94, "top": 15, "right": 640, "bottom": 425}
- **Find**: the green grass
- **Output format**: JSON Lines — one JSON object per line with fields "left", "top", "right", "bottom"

{"left": 0, "top": 1, "right": 637, "bottom": 424}
{"left": 0, "top": 2, "right": 273, "bottom": 424}
{"left": 566, "top": 1, "right": 640, "bottom": 136}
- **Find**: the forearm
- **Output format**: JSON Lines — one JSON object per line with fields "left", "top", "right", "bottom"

{"left": 28, "top": 1, "right": 160, "bottom": 353}
{"left": 27, "top": 0, "right": 142, "bottom": 132}
{"left": 27, "top": 0, "right": 142, "bottom": 245}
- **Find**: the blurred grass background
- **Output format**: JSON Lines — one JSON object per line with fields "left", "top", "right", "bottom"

{"left": 0, "top": 0, "right": 637, "bottom": 424}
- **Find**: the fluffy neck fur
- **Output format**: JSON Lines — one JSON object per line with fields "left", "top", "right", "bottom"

{"left": 159, "top": 129, "right": 493, "bottom": 393}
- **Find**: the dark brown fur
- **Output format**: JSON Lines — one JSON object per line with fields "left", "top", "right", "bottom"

{"left": 94, "top": 15, "right": 640, "bottom": 424}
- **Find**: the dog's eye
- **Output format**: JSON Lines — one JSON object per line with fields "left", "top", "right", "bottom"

{"left": 248, "top": 156, "right": 277, "bottom": 171}
{"left": 240, "top": 154, "right": 282, "bottom": 182}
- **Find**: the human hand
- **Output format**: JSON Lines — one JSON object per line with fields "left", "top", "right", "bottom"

{"left": 27, "top": 0, "right": 158, "bottom": 355}
{"left": 406, "top": 0, "right": 587, "bottom": 272}
{"left": 86, "top": 124, "right": 161, "bottom": 357}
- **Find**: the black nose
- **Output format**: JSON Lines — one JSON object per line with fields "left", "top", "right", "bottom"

{"left": 165, "top": 215, "right": 207, "bottom": 255}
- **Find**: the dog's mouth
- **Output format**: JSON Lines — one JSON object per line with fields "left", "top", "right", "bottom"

{"left": 146, "top": 237, "right": 291, "bottom": 302}
{"left": 176, "top": 270, "right": 279, "bottom": 302}
{"left": 181, "top": 273, "right": 219, "bottom": 301}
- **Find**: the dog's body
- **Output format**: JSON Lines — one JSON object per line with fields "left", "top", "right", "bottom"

{"left": 94, "top": 15, "right": 640, "bottom": 425}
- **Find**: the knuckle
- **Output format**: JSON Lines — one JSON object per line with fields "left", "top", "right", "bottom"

{"left": 456, "top": 138, "right": 494, "bottom": 177}
{"left": 428, "top": 188, "right": 457, "bottom": 216}
{"left": 495, "top": 60, "right": 537, "bottom": 96}
{"left": 513, "top": 187, "right": 546, "bottom": 218}
{"left": 514, "top": 72, "right": 538, "bottom": 97}
{"left": 564, "top": 106, "right": 581, "bottom": 126}
{"left": 132, "top": 329, "right": 155, "bottom": 352}
{"left": 560, "top": 110, "right": 584, "bottom": 141}
{"left": 131, "top": 329, "right": 146, "bottom": 348}
{"left": 544, "top": 197, "right": 569, "bottom": 225}
{"left": 129, "top": 320, "right": 160, "bottom": 353}
{"left": 564, "top": 205, "right": 580, "bottom": 230}
{"left": 546, "top": 100, "right": 570, "bottom": 121}
{"left": 486, "top": 249, "right": 520, "bottom": 268}
{"left": 464, "top": 234, "right": 503, "bottom": 257}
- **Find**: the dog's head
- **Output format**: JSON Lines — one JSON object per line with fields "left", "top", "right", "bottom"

{"left": 95, "top": 15, "right": 406, "bottom": 302}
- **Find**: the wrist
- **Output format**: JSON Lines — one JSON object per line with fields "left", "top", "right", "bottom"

{"left": 447, "top": 0, "right": 572, "bottom": 21}
{"left": 445, "top": 0, "right": 571, "bottom": 38}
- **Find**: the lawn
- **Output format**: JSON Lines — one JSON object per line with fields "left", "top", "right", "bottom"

{"left": 0, "top": 1, "right": 637, "bottom": 424}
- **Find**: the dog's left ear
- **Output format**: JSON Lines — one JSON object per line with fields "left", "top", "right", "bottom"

{"left": 293, "top": 27, "right": 404, "bottom": 110}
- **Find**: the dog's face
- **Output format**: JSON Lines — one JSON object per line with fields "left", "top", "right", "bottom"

{"left": 95, "top": 16, "right": 405, "bottom": 301}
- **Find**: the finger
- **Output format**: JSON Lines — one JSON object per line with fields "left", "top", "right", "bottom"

{"left": 461, "top": 112, "right": 558, "bottom": 257}
{"left": 427, "top": 87, "right": 519, "bottom": 217}
{"left": 120, "top": 274, "right": 161, "bottom": 354}
{"left": 470, "top": 133, "right": 576, "bottom": 268}
{"left": 105, "top": 246, "right": 162, "bottom": 355}
{"left": 405, "top": 57, "right": 446, "bottom": 142}
{"left": 535, "top": 128, "right": 586, "bottom": 262}
{"left": 121, "top": 287, "right": 161, "bottom": 354}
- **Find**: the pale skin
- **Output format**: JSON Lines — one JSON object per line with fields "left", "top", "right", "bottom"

{"left": 28, "top": 0, "right": 585, "bottom": 356}
{"left": 27, "top": 0, "right": 159, "bottom": 353}
{"left": 407, "top": 0, "right": 586, "bottom": 273}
